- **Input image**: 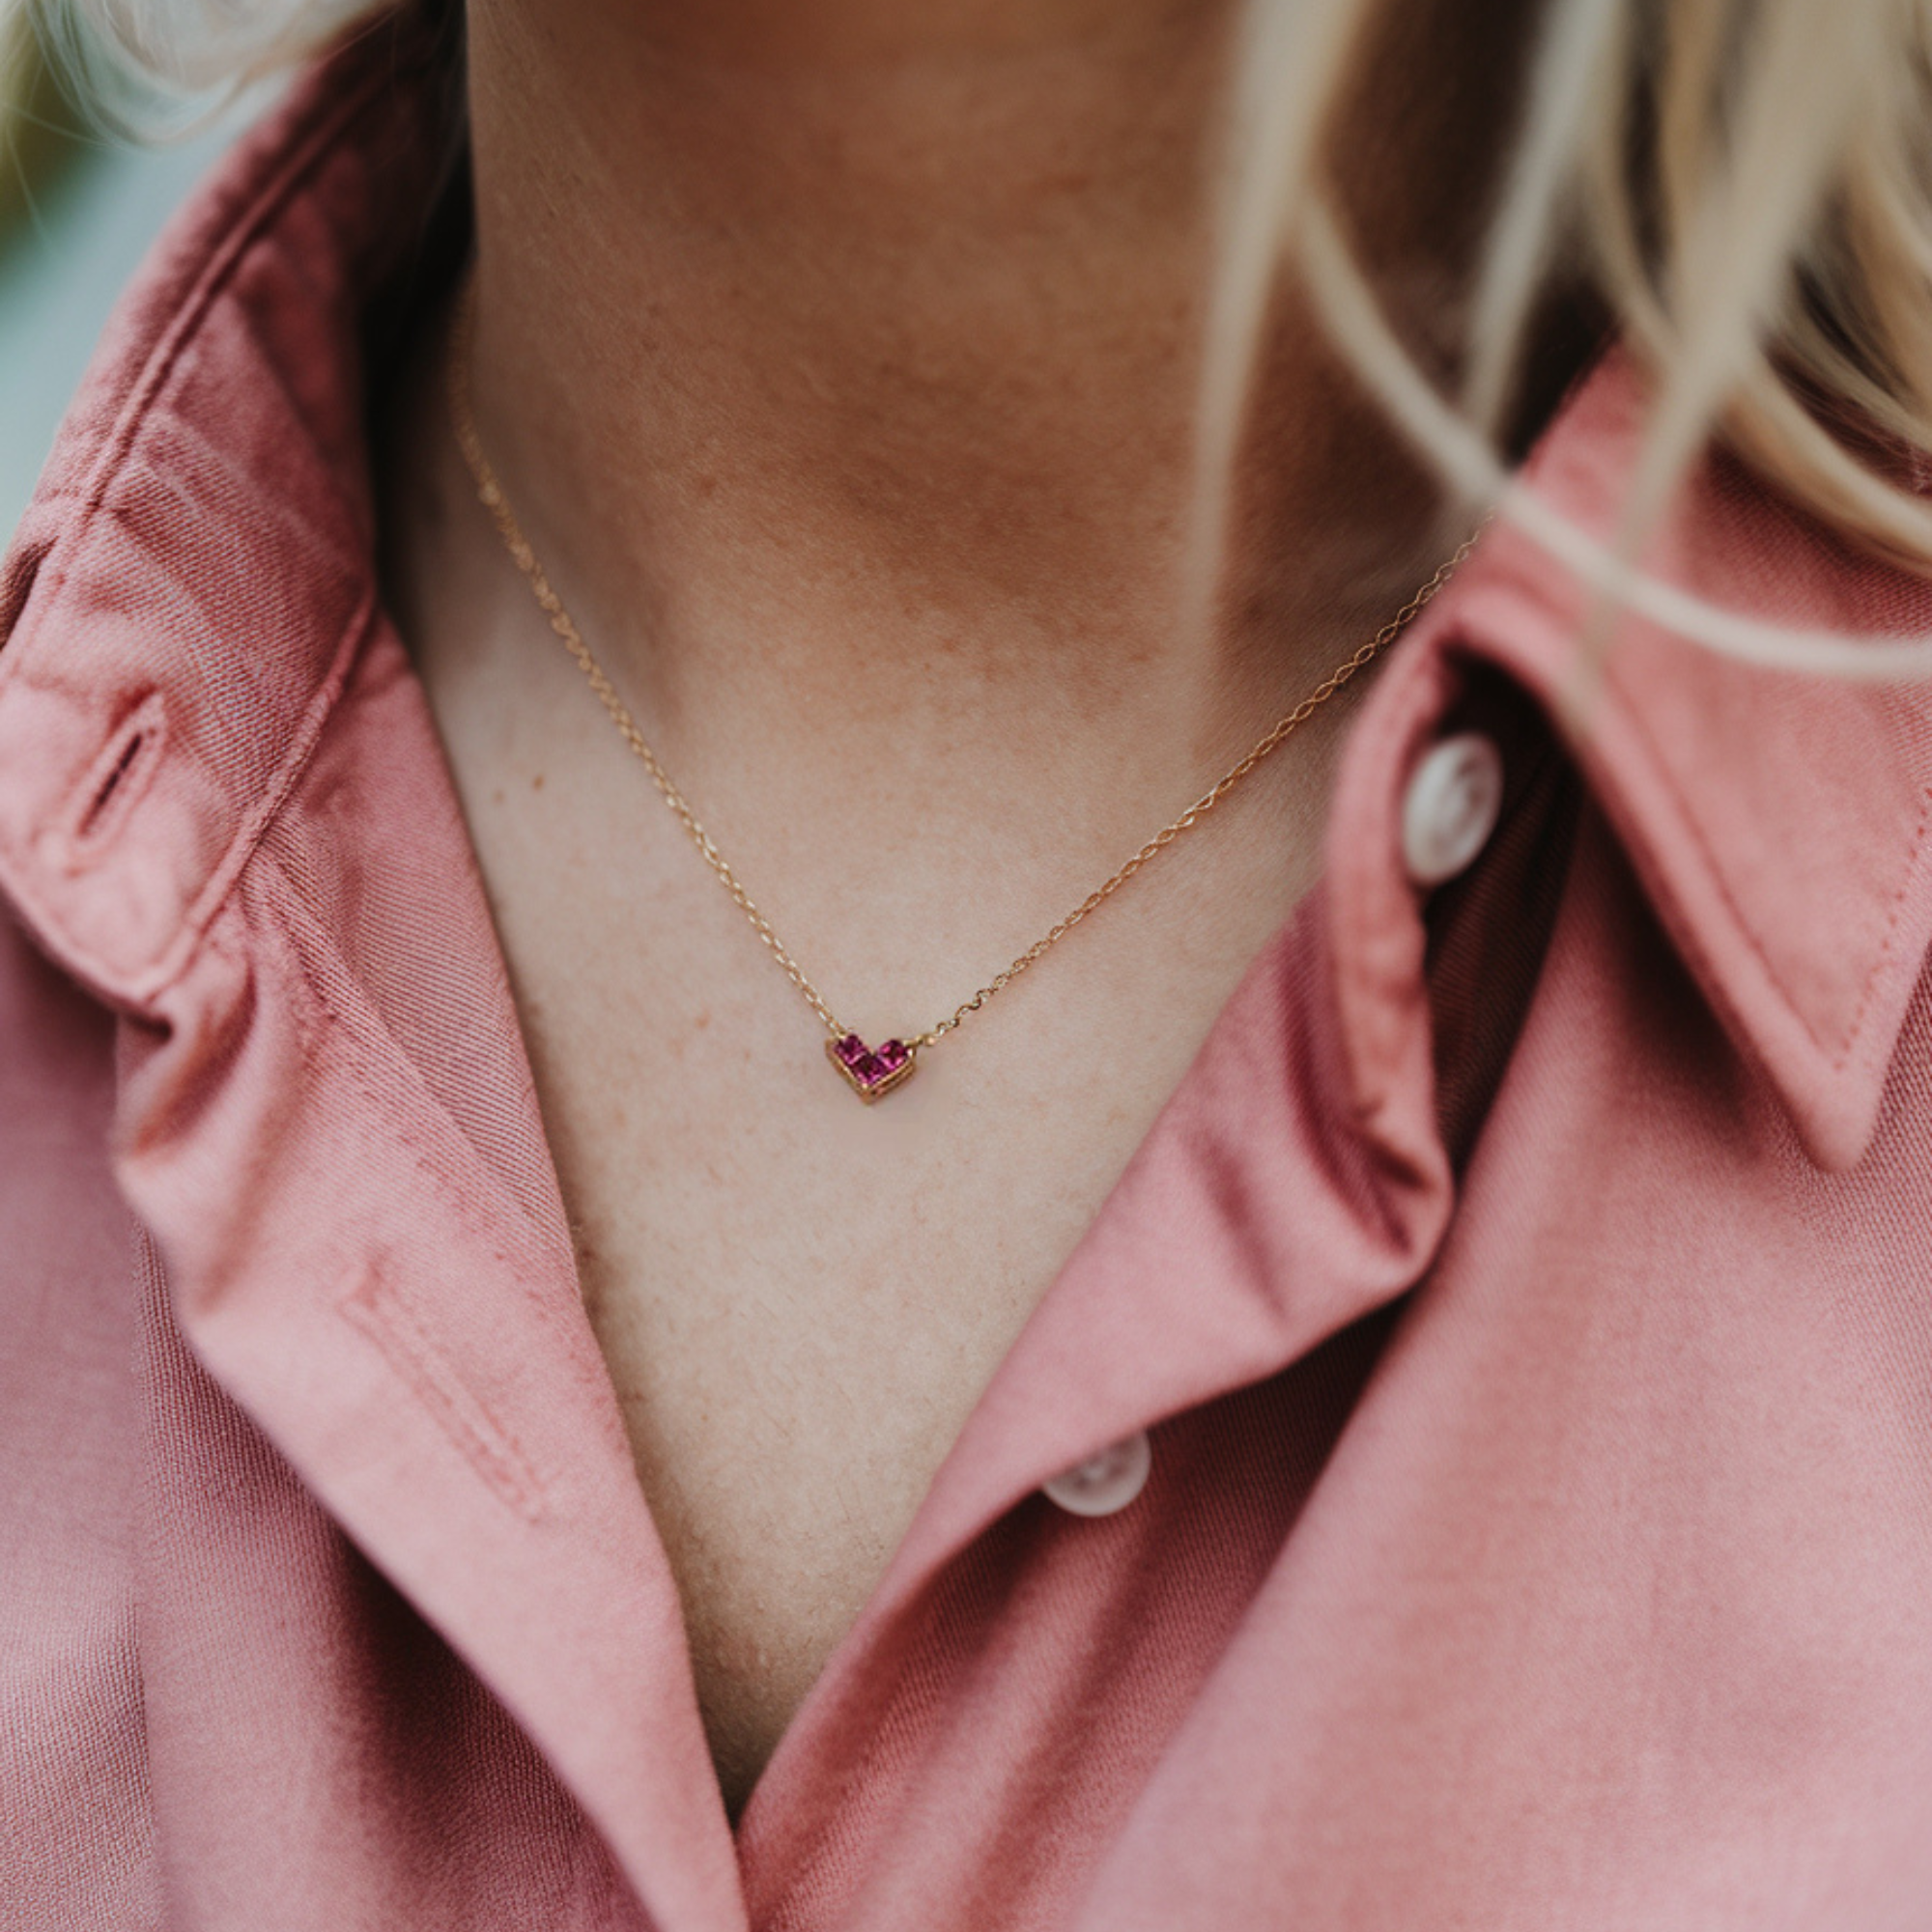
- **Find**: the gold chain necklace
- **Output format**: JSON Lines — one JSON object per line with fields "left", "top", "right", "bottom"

{"left": 446, "top": 282, "right": 1479, "bottom": 1102}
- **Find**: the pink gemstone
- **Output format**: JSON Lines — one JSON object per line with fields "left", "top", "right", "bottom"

{"left": 878, "top": 1039, "right": 908, "bottom": 1070}
{"left": 835, "top": 1034, "right": 867, "bottom": 1067}
{"left": 855, "top": 1053, "right": 884, "bottom": 1083}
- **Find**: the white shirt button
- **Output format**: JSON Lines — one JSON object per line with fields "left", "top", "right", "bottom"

{"left": 1401, "top": 730, "right": 1504, "bottom": 887}
{"left": 1042, "top": 1431, "right": 1152, "bottom": 1518}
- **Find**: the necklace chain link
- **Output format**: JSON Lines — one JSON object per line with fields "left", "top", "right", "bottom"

{"left": 446, "top": 281, "right": 1481, "bottom": 1056}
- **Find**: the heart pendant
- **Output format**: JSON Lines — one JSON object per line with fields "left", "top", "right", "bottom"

{"left": 826, "top": 1032, "right": 917, "bottom": 1102}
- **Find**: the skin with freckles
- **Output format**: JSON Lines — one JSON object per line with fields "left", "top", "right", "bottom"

{"left": 383, "top": 0, "right": 1532, "bottom": 1818}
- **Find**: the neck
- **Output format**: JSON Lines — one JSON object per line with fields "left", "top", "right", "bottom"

{"left": 459, "top": 0, "right": 1438, "bottom": 764}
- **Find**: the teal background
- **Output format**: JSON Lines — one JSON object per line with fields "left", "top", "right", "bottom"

{"left": 1, "top": 116, "right": 245, "bottom": 537}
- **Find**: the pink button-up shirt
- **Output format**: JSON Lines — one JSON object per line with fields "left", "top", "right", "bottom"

{"left": 6, "top": 23, "right": 1932, "bottom": 1932}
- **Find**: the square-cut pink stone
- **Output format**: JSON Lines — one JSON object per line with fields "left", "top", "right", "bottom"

{"left": 827, "top": 1032, "right": 916, "bottom": 1099}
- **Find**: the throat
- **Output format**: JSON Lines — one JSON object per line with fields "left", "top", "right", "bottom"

{"left": 461, "top": 0, "right": 1242, "bottom": 686}
{"left": 455, "top": 0, "right": 1444, "bottom": 803}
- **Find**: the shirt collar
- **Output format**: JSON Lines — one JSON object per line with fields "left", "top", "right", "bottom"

{"left": 0, "top": 24, "right": 440, "bottom": 1016}
{"left": 1364, "top": 361, "right": 1932, "bottom": 1172}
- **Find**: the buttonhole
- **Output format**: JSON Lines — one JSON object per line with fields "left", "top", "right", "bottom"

{"left": 64, "top": 694, "right": 167, "bottom": 862}
{"left": 84, "top": 734, "right": 147, "bottom": 831}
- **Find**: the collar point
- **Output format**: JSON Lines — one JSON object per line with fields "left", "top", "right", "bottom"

{"left": 1779, "top": 1072, "right": 1890, "bottom": 1176}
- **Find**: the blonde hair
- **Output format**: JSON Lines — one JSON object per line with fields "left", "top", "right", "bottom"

{"left": 22, "top": 0, "right": 372, "bottom": 118}
{"left": 1209, "top": 0, "right": 1932, "bottom": 674}
{"left": 32, "top": 0, "right": 1932, "bottom": 672}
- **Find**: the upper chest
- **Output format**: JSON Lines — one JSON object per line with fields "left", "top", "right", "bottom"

{"left": 401, "top": 614, "right": 1351, "bottom": 1808}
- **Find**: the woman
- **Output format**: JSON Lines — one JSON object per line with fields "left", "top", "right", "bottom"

{"left": 4, "top": 0, "right": 1930, "bottom": 1925}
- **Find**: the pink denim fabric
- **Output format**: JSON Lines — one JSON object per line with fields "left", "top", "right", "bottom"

{"left": 5, "top": 23, "right": 1932, "bottom": 1932}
